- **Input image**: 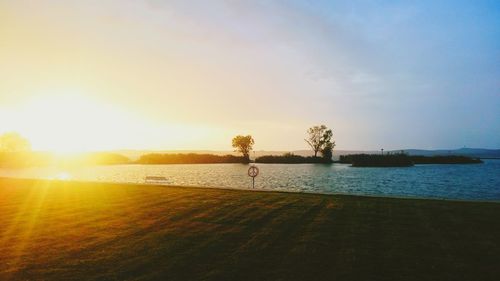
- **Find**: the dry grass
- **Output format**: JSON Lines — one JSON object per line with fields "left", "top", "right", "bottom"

{"left": 1, "top": 177, "right": 499, "bottom": 280}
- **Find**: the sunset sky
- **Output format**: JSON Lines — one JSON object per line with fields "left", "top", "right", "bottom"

{"left": 1, "top": 0, "right": 499, "bottom": 152}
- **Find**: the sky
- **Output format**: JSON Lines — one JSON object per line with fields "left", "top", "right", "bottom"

{"left": 0, "top": 0, "right": 499, "bottom": 152}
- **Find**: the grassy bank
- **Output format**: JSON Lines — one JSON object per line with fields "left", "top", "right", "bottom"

{"left": 1, "top": 178, "right": 499, "bottom": 280}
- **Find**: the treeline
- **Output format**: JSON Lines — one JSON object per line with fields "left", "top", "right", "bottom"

{"left": 255, "top": 153, "right": 331, "bottom": 164}
{"left": 0, "top": 151, "right": 250, "bottom": 167}
{"left": 339, "top": 153, "right": 414, "bottom": 167}
{"left": 1, "top": 151, "right": 483, "bottom": 168}
{"left": 411, "top": 155, "right": 482, "bottom": 164}
{"left": 339, "top": 154, "right": 483, "bottom": 167}
{"left": 137, "top": 153, "right": 248, "bottom": 164}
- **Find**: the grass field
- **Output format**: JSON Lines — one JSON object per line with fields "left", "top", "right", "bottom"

{"left": 1, "top": 177, "right": 499, "bottom": 280}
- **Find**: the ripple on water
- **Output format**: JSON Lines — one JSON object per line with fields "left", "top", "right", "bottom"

{"left": 0, "top": 161, "right": 499, "bottom": 200}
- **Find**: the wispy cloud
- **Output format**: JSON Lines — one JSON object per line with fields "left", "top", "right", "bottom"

{"left": 1, "top": 0, "right": 499, "bottom": 149}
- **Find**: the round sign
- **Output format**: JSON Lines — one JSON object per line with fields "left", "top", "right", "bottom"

{"left": 248, "top": 166, "right": 259, "bottom": 177}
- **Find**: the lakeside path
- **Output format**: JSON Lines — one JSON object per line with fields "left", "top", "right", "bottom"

{"left": 1, "top": 178, "right": 499, "bottom": 280}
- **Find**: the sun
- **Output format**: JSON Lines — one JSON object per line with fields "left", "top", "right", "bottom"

{"left": 55, "top": 172, "right": 71, "bottom": 180}
{"left": 3, "top": 88, "right": 220, "bottom": 153}
{"left": 10, "top": 90, "right": 138, "bottom": 153}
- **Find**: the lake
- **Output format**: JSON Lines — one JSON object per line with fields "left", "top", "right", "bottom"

{"left": 1, "top": 160, "right": 499, "bottom": 200}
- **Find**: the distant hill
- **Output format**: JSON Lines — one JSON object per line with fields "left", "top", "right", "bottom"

{"left": 399, "top": 148, "right": 500, "bottom": 159}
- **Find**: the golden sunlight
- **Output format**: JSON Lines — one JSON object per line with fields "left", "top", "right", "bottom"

{"left": 2, "top": 89, "right": 150, "bottom": 152}
{"left": 1, "top": 89, "right": 225, "bottom": 152}
{"left": 55, "top": 172, "right": 71, "bottom": 180}
{"left": 17, "top": 91, "right": 125, "bottom": 152}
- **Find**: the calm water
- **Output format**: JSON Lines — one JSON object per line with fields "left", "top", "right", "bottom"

{"left": 1, "top": 160, "right": 499, "bottom": 200}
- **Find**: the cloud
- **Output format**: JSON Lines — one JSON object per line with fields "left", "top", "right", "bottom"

{"left": 1, "top": 0, "right": 499, "bottom": 149}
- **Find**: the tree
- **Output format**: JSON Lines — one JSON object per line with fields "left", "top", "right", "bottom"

{"left": 0, "top": 132, "right": 31, "bottom": 152}
{"left": 305, "top": 125, "right": 335, "bottom": 158}
{"left": 232, "top": 135, "right": 254, "bottom": 162}
{"left": 321, "top": 142, "right": 333, "bottom": 162}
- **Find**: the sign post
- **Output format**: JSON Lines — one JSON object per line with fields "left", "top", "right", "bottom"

{"left": 247, "top": 165, "right": 259, "bottom": 188}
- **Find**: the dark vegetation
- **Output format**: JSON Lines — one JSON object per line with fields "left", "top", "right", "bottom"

{"left": 339, "top": 153, "right": 414, "bottom": 167}
{"left": 256, "top": 153, "right": 331, "bottom": 164}
{"left": 1, "top": 178, "right": 499, "bottom": 281}
{"left": 411, "top": 155, "right": 483, "bottom": 164}
{"left": 137, "top": 153, "right": 247, "bottom": 164}
{"left": 404, "top": 148, "right": 500, "bottom": 159}
{"left": 339, "top": 153, "right": 483, "bottom": 167}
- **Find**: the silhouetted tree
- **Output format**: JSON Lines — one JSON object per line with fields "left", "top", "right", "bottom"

{"left": 321, "top": 142, "right": 333, "bottom": 162}
{"left": 232, "top": 135, "right": 254, "bottom": 161}
{"left": 305, "top": 125, "right": 335, "bottom": 157}
{"left": 0, "top": 132, "right": 31, "bottom": 152}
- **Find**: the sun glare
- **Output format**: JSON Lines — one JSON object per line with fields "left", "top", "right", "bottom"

{"left": 6, "top": 90, "right": 153, "bottom": 153}
{"left": 55, "top": 172, "right": 71, "bottom": 180}
{"left": 20, "top": 92, "right": 108, "bottom": 153}
{"left": 1, "top": 89, "right": 221, "bottom": 153}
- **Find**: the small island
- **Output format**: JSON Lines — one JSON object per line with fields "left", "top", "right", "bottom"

{"left": 339, "top": 153, "right": 414, "bottom": 167}
{"left": 136, "top": 153, "right": 246, "bottom": 164}
{"left": 411, "top": 155, "right": 483, "bottom": 164}
{"left": 255, "top": 153, "right": 330, "bottom": 164}
{"left": 339, "top": 153, "right": 483, "bottom": 167}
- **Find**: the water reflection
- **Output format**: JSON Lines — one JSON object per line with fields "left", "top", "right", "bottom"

{"left": 0, "top": 161, "right": 499, "bottom": 200}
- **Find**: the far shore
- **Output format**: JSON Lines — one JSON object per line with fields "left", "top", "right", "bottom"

{"left": 2, "top": 150, "right": 497, "bottom": 168}
{"left": 1, "top": 177, "right": 499, "bottom": 280}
